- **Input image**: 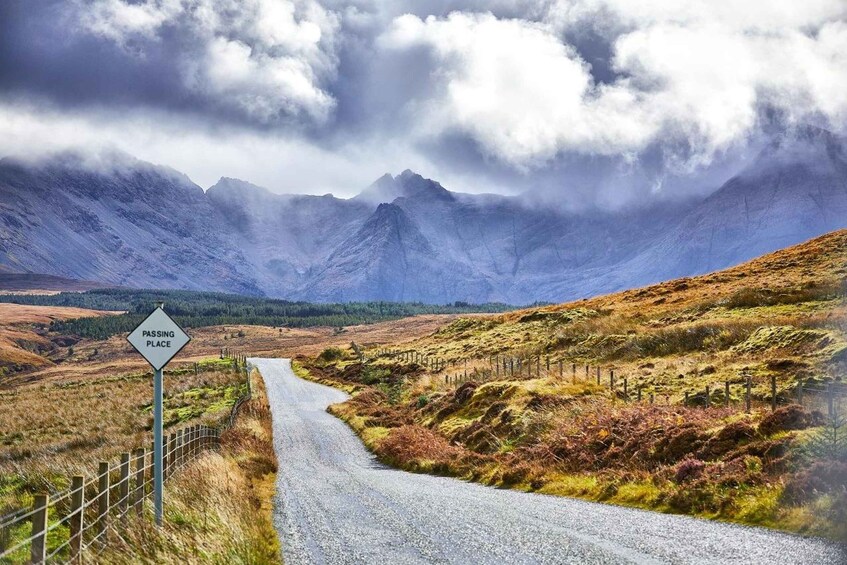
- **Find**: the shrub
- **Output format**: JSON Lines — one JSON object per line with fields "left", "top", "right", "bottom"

{"left": 361, "top": 366, "right": 391, "bottom": 385}
{"left": 674, "top": 458, "right": 706, "bottom": 484}
{"left": 317, "top": 347, "right": 345, "bottom": 363}
{"left": 697, "top": 421, "right": 758, "bottom": 460}
{"left": 758, "top": 404, "right": 815, "bottom": 436}
{"left": 454, "top": 382, "right": 478, "bottom": 404}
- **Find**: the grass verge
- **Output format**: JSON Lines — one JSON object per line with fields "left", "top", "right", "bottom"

{"left": 96, "top": 367, "right": 280, "bottom": 563}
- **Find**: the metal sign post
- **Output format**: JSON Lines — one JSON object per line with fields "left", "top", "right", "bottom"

{"left": 127, "top": 305, "right": 190, "bottom": 525}
{"left": 153, "top": 366, "right": 164, "bottom": 524}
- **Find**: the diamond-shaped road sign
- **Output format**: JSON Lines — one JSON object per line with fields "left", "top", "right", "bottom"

{"left": 127, "top": 307, "right": 191, "bottom": 371}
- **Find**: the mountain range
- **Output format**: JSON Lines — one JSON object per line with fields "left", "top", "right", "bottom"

{"left": 1, "top": 126, "right": 845, "bottom": 304}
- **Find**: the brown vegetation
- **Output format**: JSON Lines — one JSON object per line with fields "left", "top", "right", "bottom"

{"left": 303, "top": 231, "right": 847, "bottom": 539}
{"left": 0, "top": 303, "right": 117, "bottom": 375}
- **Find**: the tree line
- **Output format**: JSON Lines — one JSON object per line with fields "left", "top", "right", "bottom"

{"left": 0, "top": 288, "right": 514, "bottom": 340}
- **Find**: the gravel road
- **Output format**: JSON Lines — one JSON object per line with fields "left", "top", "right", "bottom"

{"left": 253, "top": 358, "right": 846, "bottom": 565}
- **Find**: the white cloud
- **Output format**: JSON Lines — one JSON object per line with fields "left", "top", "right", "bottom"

{"left": 16, "top": 0, "right": 847, "bottom": 197}
{"left": 379, "top": 13, "right": 653, "bottom": 166}
{"left": 80, "top": 0, "right": 184, "bottom": 42}
{"left": 545, "top": 0, "right": 847, "bottom": 32}
{"left": 379, "top": 3, "right": 847, "bottom": 170}
{"left": 77, "top": 0, "right": 340, "bottom": 124}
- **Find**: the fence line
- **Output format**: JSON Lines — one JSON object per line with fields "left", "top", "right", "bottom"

{"left": 0, "top": 353, "right": 253, "bottom": 565}
{"left": 370, "top": 348, "right": 846, "bottom": 416}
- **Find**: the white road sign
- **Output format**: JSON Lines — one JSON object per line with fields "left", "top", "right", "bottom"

{"left": 127, "top": 307, "right": 191, "bottom": 371}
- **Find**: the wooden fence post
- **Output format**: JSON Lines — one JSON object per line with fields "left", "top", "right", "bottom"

{"left": 596, "top": 367, "right": 600, "bottom": 385}
{"left": 685, "top": 391, "right": 689, "bottom": 405}
{"left": 165, "top": 433, "right": 175, "bottom": 480}
{"left": 705, "top": 386, "right": 710, "bottom": 408}
{"left": 771, "top": 375, "right": 777, "bottom": 411}
{"left": 163, "top": 434, "right": 170, "bottom": 480}
{"left": 178, "top": 429, "right": 185, "bottom": 468}
{"left": 133, "top": 448, "right": 145, "bottom": 516}
{"left": 69, "top": 476, "right": 84, "bottom": 564}
{"left": 637, "top": 386, "right": 642, "bottom": 402}
{"left": 119, "top": 453, "right": 130, "bottom": 523}
{"left": 172, "top": 431, "right": 179, "bottom": 471}
{"left": 546, "top": 356, "right": 550, "bottom": 372}
{"left": 725, "top": 381, "right": 730, "bottom": 407}
{"left": 30, "top": 493, "right": 48, "bottom": 564}
{"left": 623, "top": 378, "right": 628, "bottom": 400}
{"left": 745, "top": 376, "right": 752, "bottom": 413}
{"left": 96, "top": 462, "right": 110, "bottom": 546}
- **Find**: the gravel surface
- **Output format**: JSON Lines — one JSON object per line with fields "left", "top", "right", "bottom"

{"left": 254, "top": 358, "right": 846, "bottom": 565}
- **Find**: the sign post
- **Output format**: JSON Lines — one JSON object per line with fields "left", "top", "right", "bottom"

{"left": 127, "top": 305, "right": 190, "bottom": 525}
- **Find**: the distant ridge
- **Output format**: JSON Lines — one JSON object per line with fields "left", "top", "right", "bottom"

{"left": 1, "top": 125, "right": 846, "bottom": 304}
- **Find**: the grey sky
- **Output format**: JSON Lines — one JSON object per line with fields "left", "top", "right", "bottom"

{"left": 1, "top": 1, "right": 845, "bottom": 206}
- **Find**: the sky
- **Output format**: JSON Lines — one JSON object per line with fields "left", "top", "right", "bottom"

{"left": 1, "top": 1, "right": 846, "bottom": 207}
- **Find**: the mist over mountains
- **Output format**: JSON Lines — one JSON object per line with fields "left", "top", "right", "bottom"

{"left": 1, "top": 126, "right": 845, "bottom": 305}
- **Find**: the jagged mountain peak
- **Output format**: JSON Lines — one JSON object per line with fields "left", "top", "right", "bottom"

{"left": 207, "top": 176, "right": 277, "bottom": 199}
{"left": 355, "top": 170, "right": 455, "bottom": 204}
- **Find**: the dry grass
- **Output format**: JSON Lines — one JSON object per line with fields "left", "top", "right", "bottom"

{"left": 306, "top": 231, "right": 847, "bottom": 540}
{"left": 0, "top": 303, "right": 117, "bottom": 374}
{"left": 377, "top": 230, "right": 847, "bottom": 402}
{"left": 0, "top": 358, "right": 246, "bottom": 515}
{"left": 93, "top": 368, "right": 279, "bottom": 564}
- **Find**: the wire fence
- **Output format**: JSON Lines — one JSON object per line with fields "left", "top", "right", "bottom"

{"left": 372, "top": 348, "right": 847, "bottom": 416}
{"left": 0, "top": 353, "right": 253, "bottom": 565}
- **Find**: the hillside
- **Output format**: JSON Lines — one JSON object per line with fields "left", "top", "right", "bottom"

{"left": 0, "top": 272, "right": 113, "bottom": 293}
{"left": 0, "top": 303, "right": 116, "bottom": 375}
{"left": 407, "top": 229, "right": 847, "bottom": 382}
{"left": 300, "top": 230, "right": 847, "bottom": 539}
{"left": 2, "top": 125, "right": 846, "bottom": 304}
